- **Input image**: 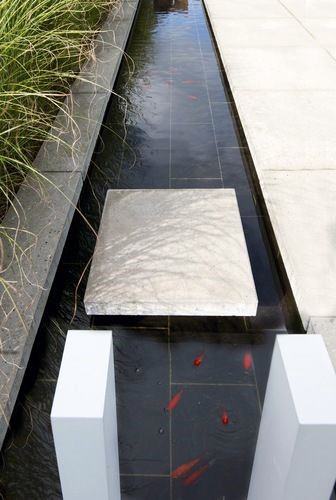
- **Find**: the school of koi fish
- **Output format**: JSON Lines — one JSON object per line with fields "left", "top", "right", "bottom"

{"left": 166, "top": 350, "right": 253, "bottom": 487}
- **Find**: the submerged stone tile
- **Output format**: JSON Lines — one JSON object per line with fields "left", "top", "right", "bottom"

{"left": 84, "top": 189, "right": 258, "bottom": 316}
{"left": 171, "top": 384, "right": 259, "bottom": 499}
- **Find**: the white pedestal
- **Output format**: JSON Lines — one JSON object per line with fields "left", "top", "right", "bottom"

{"left": 248, "top": 334, "right": 336, "bottom": 500}
{"left": 51, "top": 330, "right": 120, "bottom": 500}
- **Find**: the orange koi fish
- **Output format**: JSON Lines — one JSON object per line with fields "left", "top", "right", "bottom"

{"left": 182, "top": 79, "right": 196, "bottom": 84}
{"left": 171, "top": 456, "right": 201, "bottom": 479}
{"left": 166, "top": 390, "right": 183, "bottom": 412}
{"left": 193, "top": 351, "right": 205, "bottom": 367}
{"left": 221, "top": 410, "right": 229, "bottom": 425}
{"left": 183, "top": 464, "right": 209, "bottom": 486}
{"left": 243, "top": 352, "right": 253, "bottom": 371}
{"left": 187, "top": 95, "right": 198, "bottom": 101}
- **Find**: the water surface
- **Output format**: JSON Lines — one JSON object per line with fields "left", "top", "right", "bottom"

{"left": 0, "top": 0, "right": 302, "bottom": 498}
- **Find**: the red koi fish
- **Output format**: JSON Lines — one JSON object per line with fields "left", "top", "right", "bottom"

{"left": 243, "top": 352, "right": 253, "bottom": 371}
{"left": 187, "top": 95, "right": 198, "bottom": 101}
{"left": 171, "top": 456, "right": 201, "bottom": 479}
{"left": 183, "top": 463, "right": 209, "bottom": 486}
{"left": 221, "top": 410, "right": 229, "bottom": 425}
{"left": 193, "top": 351, "right": 205, "bottom": 367}
{"left": 166, "top": 390, "right": 183, "bottom": 412}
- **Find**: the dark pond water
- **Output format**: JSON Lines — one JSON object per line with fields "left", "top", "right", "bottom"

{"left": 0, "top": 0, "right": 303, "bottom": 498}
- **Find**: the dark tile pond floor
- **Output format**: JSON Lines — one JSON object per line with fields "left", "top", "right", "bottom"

{"left": 0, "top": 0, "right": 304, "bottom": 499}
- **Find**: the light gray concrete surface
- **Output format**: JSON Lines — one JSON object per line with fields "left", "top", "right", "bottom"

{"left": 308, "top": 318, "right": 336, "bottom": 371}
{"left": 35, "top": 92, "right": 110, "bottom": 175}
{"left": 0, "top": 0, "right": 139, "bottom": 448}
{"left": 223, "top": 48, "right": 336, "bottom": 90}
{"left": 204, "top": 0, "right": 336, "bottom": 330}
{"left": 0, "top": 172, "right": 82, "bottom": 443}
{"left": 234, "top": 90, "right": 336, "bottom": 171}
{"left": 35, "top": 0, "right": 138, "bottom": 176}
{"left": 205, "top": 0, "right": 289, "bottom": 19}
{"left": 84, "top": 189, "right": 258, "bottom": 316}
{"left": 260, "top": 170, "right": 336, "bottom": 328}
{"left": 209, "top": 18, "right": 315, "bottom": 47}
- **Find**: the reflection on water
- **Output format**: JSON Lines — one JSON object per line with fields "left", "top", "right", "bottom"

{"left": 154, "top": 0, "right": 189, "bottom": 12}
{"left": 0, "top": 0, "right": 302, "bottom": 498}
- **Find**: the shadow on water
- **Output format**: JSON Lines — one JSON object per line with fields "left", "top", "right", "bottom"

{"left": 1, "top": 0, "right": 304, "bottom": 498}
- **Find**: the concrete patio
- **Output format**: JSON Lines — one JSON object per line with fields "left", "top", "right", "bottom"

{"left": 204, "top": 0, "right": 336, "bottom": 342}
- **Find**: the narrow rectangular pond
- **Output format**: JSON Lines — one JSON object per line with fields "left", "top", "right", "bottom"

{"left": 0, "top": 0, "right": 303, "bottom": 498}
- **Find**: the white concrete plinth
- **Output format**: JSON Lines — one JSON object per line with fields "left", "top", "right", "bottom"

{"left": 51, "top": 330, "right": 120, "bottom": 500}
{"left": 248, "top": 335, "right": 336, "bottom": 500}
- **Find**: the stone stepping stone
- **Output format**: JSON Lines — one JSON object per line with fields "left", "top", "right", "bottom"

{"left": 84, "top": 189, "right": 258, "bottom": 316}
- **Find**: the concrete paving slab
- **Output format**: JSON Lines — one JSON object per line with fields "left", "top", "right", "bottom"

{"left": 260, "top": 170, "right": 336, "bottom": 328}
{"left": 205, "top": 0, "right": 336, "bottom": 331}
{"left": 210, "top": 18, "right": 314, "bottom": 48}
{"left": 0, "top": 172, "right": 82, "bottom": 446}
{"left": 84, "top": 189, "right": 258, "bottom": 316}
{"left": 282, "top": 0, "right": 336, "bottom": 18}
{"left": 222, "top": 48, "right": 336, "bottom": 90}
{"left": 1, "top": 172, "right": 83, "bottom": 353}
{"left": 34, "top": 92, "right": 109, "bottom": 176}
{"left": 327, "top": 47, "right": 336, "bottom": 59}
{"left": 308, "top": 317, "right": 336, "bottom": 371}
{"left": 302, "top": 19, "right": 336, "bottom": 47}
{"left": 203, "top": 0, "right": 289, "bottom": 19}
{"left": 234, "top": 90, "right": 336, "bottom": 171}
{"left": 72, "top": 0, "right": 138, "bottom": 94}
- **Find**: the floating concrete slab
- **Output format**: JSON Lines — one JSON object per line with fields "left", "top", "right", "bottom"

{"left": 223, "top": 48, "right": 336, "bottom": 90}
{"left": 260, "top": 170, "right": 336, "bottom": 328}
{"left": 308, "top": 317, "right": 336, "bottom": 371}
{"left": 84, "top": 189, "right": 258, "bottom": 316}
{"left": 210, "top": 18, "right": 315, "bottom": 48}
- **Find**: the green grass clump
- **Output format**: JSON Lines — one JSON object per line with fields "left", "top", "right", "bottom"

{"left": 0, "top": 0, "right": 116, "bottom": 217}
